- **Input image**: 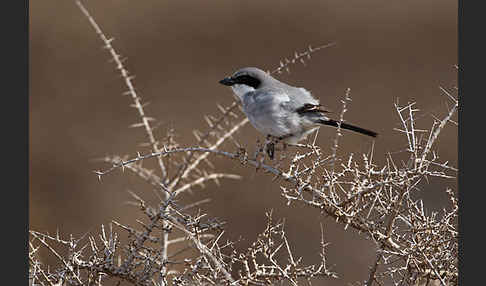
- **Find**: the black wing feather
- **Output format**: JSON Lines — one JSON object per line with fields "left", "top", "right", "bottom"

{"left": 295, "top": 103, "right": 331, "bottom": 115}
{"left": 318, "top": 119, "right": 378, "bottom": 138}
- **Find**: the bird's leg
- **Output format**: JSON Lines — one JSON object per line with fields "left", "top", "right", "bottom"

{"left": 265, "top": 135, "right": 275, "bottom": 160}
{"left": 281, "top": 140, "right": 288, "bottom": 151}
{"left": 255, "top": 139, "right": 264, "bottom": 155}
{"left": 265, "top": 134, "right": 294, "bottom": 159}
{"left": 277, "top": 134, "right": 294, "bottom": 152}
{"left": 253, "top": 139, "right": 266, "bottom": 171}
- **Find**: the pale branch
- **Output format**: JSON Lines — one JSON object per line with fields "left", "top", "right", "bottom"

{"left": 165, "top": 215, "right": 236, "bottom": 284}
{"left": 419, "top": 101, "right": 458, "bottom": 168}
{"left": 166, "top": 234, "right": 215, "bottom": 246}
{"left": 175, "top": 101, "right": 242, "bottom": 180}
{"left": 103, "top": 155, "right": 162, "bottom": 188}
{"left": 270, "top": 42, "right": 337, "bottom": 75}
{"left": 366, "top": 252, "right": 383, "bottom": 286}
{"left": 169, "top": 117, "right": 249, "bottom": 190}
{"left": 328, "top": 88, "right": 352, "bottom": 202}
{"left": 75, "top": 3, "right": 172, "bottom": 280}
{"left": 29, "top": 242, "right": 56, "bottom": 286}
{"left": 95, "top": 146, "right": 413, "bottom": 255}
{"left": 233, "top": 212, "right": 337, "bottom": 285}
{"left": 95, "top": 147, "right": 238, "bottom": 178}
{"left": 173, "top": 173, "right": 242, "bottom": 196}
{"left": 30, "top": 231, "right": 84, "bottom": 285}
{"left": 75, "top": 0, "right": 168, "bottom": 181}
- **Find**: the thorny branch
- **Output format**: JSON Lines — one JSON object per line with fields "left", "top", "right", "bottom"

{"left": 75, "top": 0, "right": 167, "bottom": 182}
{"left": 32, "top": 86, "right": 457, "bottom": 285}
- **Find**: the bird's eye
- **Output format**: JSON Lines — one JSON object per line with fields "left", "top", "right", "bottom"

{"left": 234, "top": 75, "right": 261, "bottom": 89}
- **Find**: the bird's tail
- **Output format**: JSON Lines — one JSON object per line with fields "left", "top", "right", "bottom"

{"left": 318, "top": 119, "right": 378, "bottom": 138}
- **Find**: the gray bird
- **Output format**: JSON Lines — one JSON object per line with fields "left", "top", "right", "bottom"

{"left": 219, "top": 67, "right": 377, "bottom": 157}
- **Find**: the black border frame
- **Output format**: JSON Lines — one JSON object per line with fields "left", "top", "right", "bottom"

{"left": 5, "top": 0, "right": 29, "bottom": 283}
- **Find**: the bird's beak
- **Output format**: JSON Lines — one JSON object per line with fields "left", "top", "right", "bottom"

{"left": 219, "top": 77, "right": 235, "bottom": 86}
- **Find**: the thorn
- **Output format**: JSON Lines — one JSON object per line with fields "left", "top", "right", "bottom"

{"left": 204, "top": 116, "right": 213, "bottom": 128}
{"left": 130, "top": 122, "right": 145, "bottom": 128}
{"left": 93, "top": 171, "right": 102, "bottom": 181}
{"left": 213, "top": 176, "right": 220, "bottom": 186}
{"left": 108, "top": 53, "right": 120, "bottom": 62}
{"left": 193, "top": 130, "right": 201, "bottom": 141}
{"left": 204, "top": 158, "right": 215, "bottom": 169}
{"left": 217, "top": 104, "right": 226, "bottom": 114}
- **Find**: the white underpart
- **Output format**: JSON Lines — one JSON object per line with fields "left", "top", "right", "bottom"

{"left": 231, "top": 84, "right": 255, "bottom": 101}
{"left": 240, "top": 87, "right": 299, "bottom": 139}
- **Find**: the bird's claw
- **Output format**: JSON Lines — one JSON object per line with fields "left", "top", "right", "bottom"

{"left": 266, "top": 142, "right": 275, "bottom": 159}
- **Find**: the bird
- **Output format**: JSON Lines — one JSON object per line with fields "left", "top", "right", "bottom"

{"left": 219, "top": 67, "right": 377, "bottom": 158}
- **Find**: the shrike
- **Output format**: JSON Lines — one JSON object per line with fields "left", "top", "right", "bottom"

{"left": 219, "top": 67, "right": 377, "bottom": 158}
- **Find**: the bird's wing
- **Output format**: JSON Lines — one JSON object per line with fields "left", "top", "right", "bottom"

{"left": 281, "top": 87, "right": 331, "bottom": 115}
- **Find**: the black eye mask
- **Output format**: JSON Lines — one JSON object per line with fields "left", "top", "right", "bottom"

{"left": 233, "top": 74, "right": 261, "bottom": 89}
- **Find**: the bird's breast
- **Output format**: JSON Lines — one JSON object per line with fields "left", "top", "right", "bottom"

{"left": 242, "top": 92, "right": 296, "bottom": 137}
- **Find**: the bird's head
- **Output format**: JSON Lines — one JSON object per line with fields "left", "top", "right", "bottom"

{"left": 219, "top": 67, "right": 271, "bottom": 99}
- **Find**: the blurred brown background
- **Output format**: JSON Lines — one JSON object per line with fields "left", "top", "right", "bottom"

{"left": 30, "top": 0, "right": 457, "bottom": 284}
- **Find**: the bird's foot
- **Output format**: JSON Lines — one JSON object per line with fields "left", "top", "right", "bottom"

{"left": 281, "top": 141, "right": 288, "bottom": 151}
{"left": 264, "top": 135, "right": 292, "bottom": 159}
{"left": 265, "top": 135, "right": 278, "bottom": 160}
{"left": 264, "top": 135, "right": 273, "bottom": 159}
{"left": 266, "top": 143, "right": 275, "bottom": 159}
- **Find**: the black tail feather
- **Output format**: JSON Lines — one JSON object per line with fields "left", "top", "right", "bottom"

{"left": 319, "top": 119, "right": 378, "bottom": 138}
